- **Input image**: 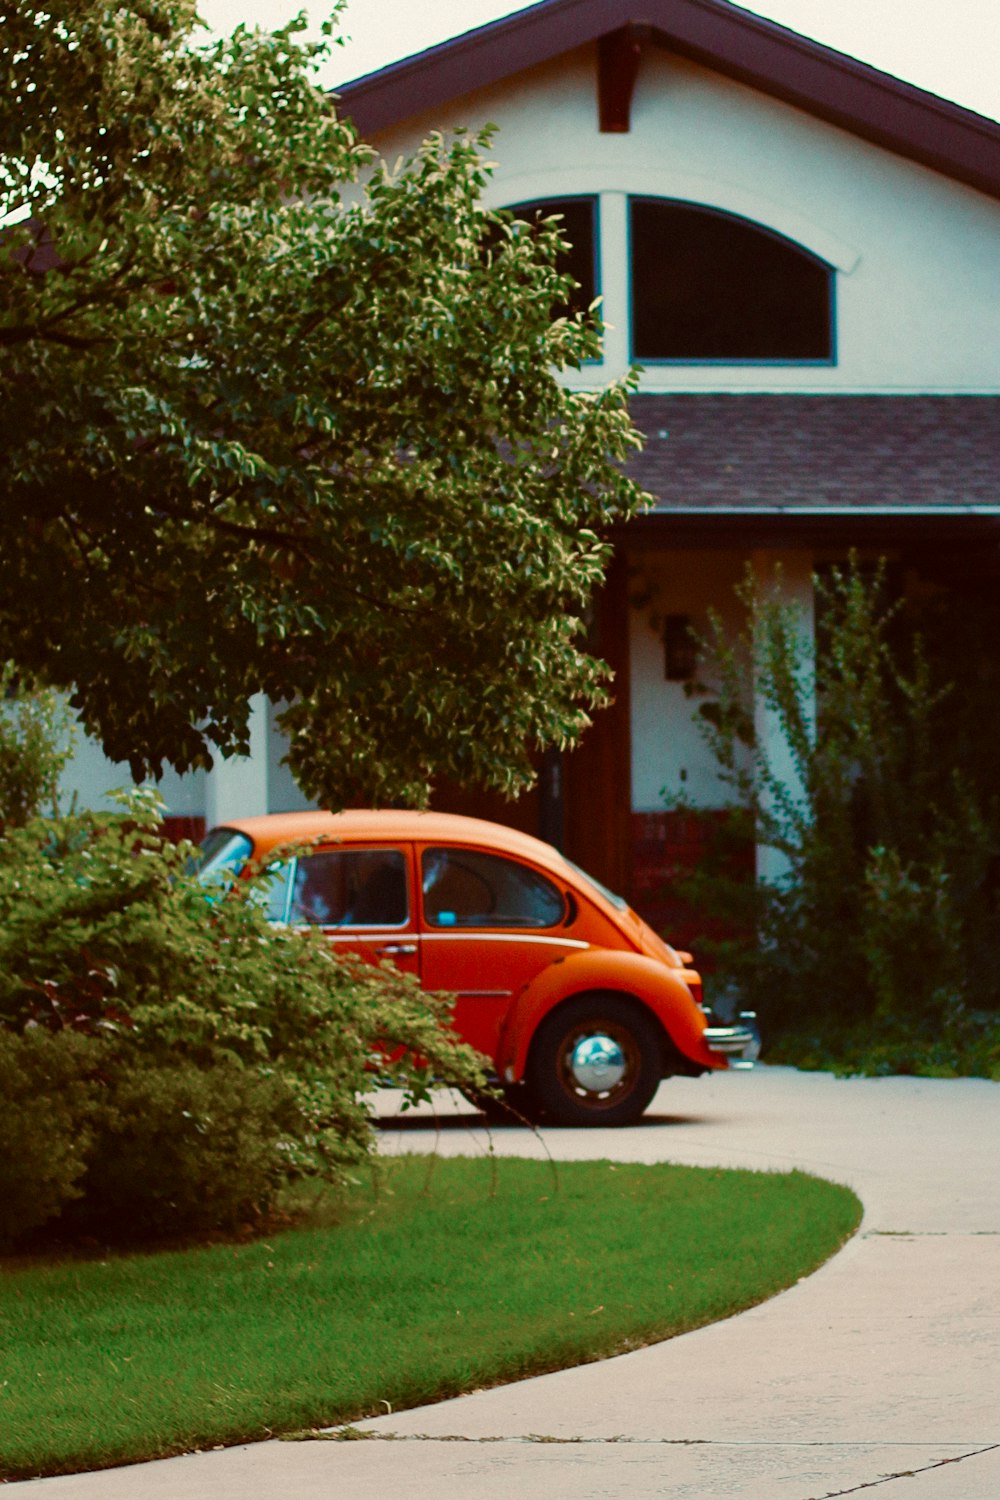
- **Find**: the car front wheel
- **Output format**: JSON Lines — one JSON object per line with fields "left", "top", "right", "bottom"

{"left": 524, "top": 994, "right": 663, "bottom": 1127}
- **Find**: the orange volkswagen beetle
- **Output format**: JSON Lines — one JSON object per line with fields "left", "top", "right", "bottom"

{"left": 197, "top": 810, "right": 759, "bottom": 1126}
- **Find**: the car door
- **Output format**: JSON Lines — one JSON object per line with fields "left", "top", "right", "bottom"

{"left": 417, "top": 843, "right": 587, "bottom": 1060}
{"left": 283, "top": 843, "right": 420, "bottom": 979}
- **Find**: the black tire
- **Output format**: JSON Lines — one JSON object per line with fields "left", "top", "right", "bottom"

{"left": 524, "top": 993, "right": 663, "bottom": 1127}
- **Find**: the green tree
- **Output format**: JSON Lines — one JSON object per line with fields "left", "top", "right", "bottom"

{"left": 1, "top": 2, "right": 643, "bottom": 807}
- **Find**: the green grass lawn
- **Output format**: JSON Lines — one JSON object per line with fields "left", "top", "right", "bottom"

{"left": 0, "top": 1154, "right": 860, "bottom": 1480}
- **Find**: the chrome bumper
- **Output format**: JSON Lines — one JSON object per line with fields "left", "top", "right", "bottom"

{"left": 702, "top": 1011, "right": 761, "bottom": 1069}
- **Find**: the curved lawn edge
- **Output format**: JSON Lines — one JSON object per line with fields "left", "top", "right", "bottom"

{"left": 0, "top": 1156, "right": 861, "bottom": 1481}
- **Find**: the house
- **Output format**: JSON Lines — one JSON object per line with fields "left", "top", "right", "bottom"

{"left": 63, "top": 0, "right": 1000, "bottom": 928}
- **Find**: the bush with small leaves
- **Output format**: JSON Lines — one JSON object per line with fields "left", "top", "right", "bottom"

{"left": 0, "top": 790, "right": 489, "bottom": 1245}
{"left": 0, "top": 1029, "right": 98, "bottom": 1248}
{"left": 64, "top": 1058, "right": 303, "bottom": 1241}
{"left": 668, "top": 558, "right": 1000, "bottom": 1078}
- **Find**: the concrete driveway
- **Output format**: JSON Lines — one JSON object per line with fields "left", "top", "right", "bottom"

{"left": 12, "top": 1066, "right": 1000, "bottom": 1499}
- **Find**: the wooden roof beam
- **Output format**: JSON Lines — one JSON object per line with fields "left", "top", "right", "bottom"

{"left": 598, "top": 24, "right": 649, "bottom": 132}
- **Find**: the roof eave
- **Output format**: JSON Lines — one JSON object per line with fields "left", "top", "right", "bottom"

{"left": 620, "top": 507, "right": 1000, "bottom": 551}
{"left": 336, "top": 0, "right": 1000, "bottom": 203}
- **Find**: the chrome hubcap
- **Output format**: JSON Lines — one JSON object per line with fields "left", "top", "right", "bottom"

{"left": 567, "top": 1033, "right": 627, "bottom": 1094}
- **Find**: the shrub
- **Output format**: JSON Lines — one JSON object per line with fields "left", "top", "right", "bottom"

{"left": 670, "top": 558, "right": 1000, "bottom": 1077}
{"left": 0, "top": 790, "right": 489, "bottom": 1245}
{"left": 0, "top": 1030, "right": 98, "bottom": 1248}
{"left": 65, "top": 1058, "right": 303, "bottom": 1241}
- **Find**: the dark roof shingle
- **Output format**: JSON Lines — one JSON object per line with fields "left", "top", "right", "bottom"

{"left": 627, "top": 394, "right": 1000, "bottom": 511}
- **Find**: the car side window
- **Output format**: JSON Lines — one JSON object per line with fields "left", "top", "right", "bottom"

{"left": 289, "top": 849, "right": 408, "bottom": 927}
{"left": 422, "top": 848, "right": 565, "bottom": 929}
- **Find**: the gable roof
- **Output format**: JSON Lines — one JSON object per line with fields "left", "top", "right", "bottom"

{"left": 337, "top": 0, "right": 1000, "bottom": 203}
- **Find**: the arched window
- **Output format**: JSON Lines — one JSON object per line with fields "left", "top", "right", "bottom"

{"left": 630, "top": 199, "right": 833, "bottom": 362}
{"left": 505, "top": 196, "right": 598, "bottom": 321}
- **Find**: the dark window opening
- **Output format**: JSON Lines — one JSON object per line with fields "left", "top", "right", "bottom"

{"left": 630, "top": 199, "right": 832, "bottom": 362}
{"left": 504, "top": 196, "right": 598, "bottom": 321}
{"left": 422, "top": 847, "right": 566, "bottom": 929}
{"left": 290, "top": 848, "right": 408, "bottom": 928}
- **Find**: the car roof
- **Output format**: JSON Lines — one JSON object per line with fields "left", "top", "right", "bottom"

{"left": 221, "top": 809, "right": 577, "bottom": 878}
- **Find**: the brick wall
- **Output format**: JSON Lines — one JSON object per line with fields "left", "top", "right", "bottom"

{"left": 630, "top": 809, "right": 753, "bottom": 954}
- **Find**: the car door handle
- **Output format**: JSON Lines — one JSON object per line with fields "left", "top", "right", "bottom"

{"left": 375, "top": 942, "right": 417, "bottom": 955}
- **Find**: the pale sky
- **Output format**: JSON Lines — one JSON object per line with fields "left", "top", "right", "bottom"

{"left": 198, "top": 0, "right": 1000, "bottom": 123}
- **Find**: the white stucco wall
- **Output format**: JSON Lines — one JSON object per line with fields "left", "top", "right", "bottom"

{"left": 629, "top": 547, "right": 753, "bottom": 812}
{"left": 267, "top": 701, "right": 318, "bottom": 815}
{"left": 56, "top": 697, "right": 322, "bottom": 824}
{"left": 372, "top": 43, "right": 1000, "bottom": 394}
{"left": 630, "top": 547, "right": 820, "bottom": 832}
{"left": 58, "top": 722, "right": 205, "bottom": 817}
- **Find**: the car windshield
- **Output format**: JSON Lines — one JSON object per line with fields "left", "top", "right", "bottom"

{"left": 562, "top": 857, "right": 629, "bottom": 912}
{"left": 191, "top": 829, "right": 253, "bottom": 886}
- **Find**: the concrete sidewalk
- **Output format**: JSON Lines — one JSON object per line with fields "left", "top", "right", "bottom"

{"left": 12, "top": 1067, "right": 1000, "bottom": 1498}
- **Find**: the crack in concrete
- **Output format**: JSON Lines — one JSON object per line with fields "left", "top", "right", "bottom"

{"left": 814, "top": 1442, "right": 1000, "bottom": 1496}
{"left": 867, "top": 1230, "right": 1000, "bottom": 1237}
{"left": 292, "top": 1434, "right": 1000, "bottom": 1496}
{"left": 298, "top": 1430, "right": 999, "bottom": 1455}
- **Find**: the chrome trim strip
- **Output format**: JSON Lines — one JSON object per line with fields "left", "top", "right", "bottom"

{"left": 421, "top": 932, "right": 590, "bottom": 948}
{"left": 319, "top": 932, "right": 420, "bottom": 941}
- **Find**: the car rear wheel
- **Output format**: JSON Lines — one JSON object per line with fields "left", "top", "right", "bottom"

{"left": 524, "top": 994, "right": 663, "bottom": 1127}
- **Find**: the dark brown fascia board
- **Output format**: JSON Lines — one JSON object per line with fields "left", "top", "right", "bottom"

{"left": 337, "top": 0, "right": 628, "bottom": 132}
{"left": 336, "top": 0, "right": 1000, "bottom": 202}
